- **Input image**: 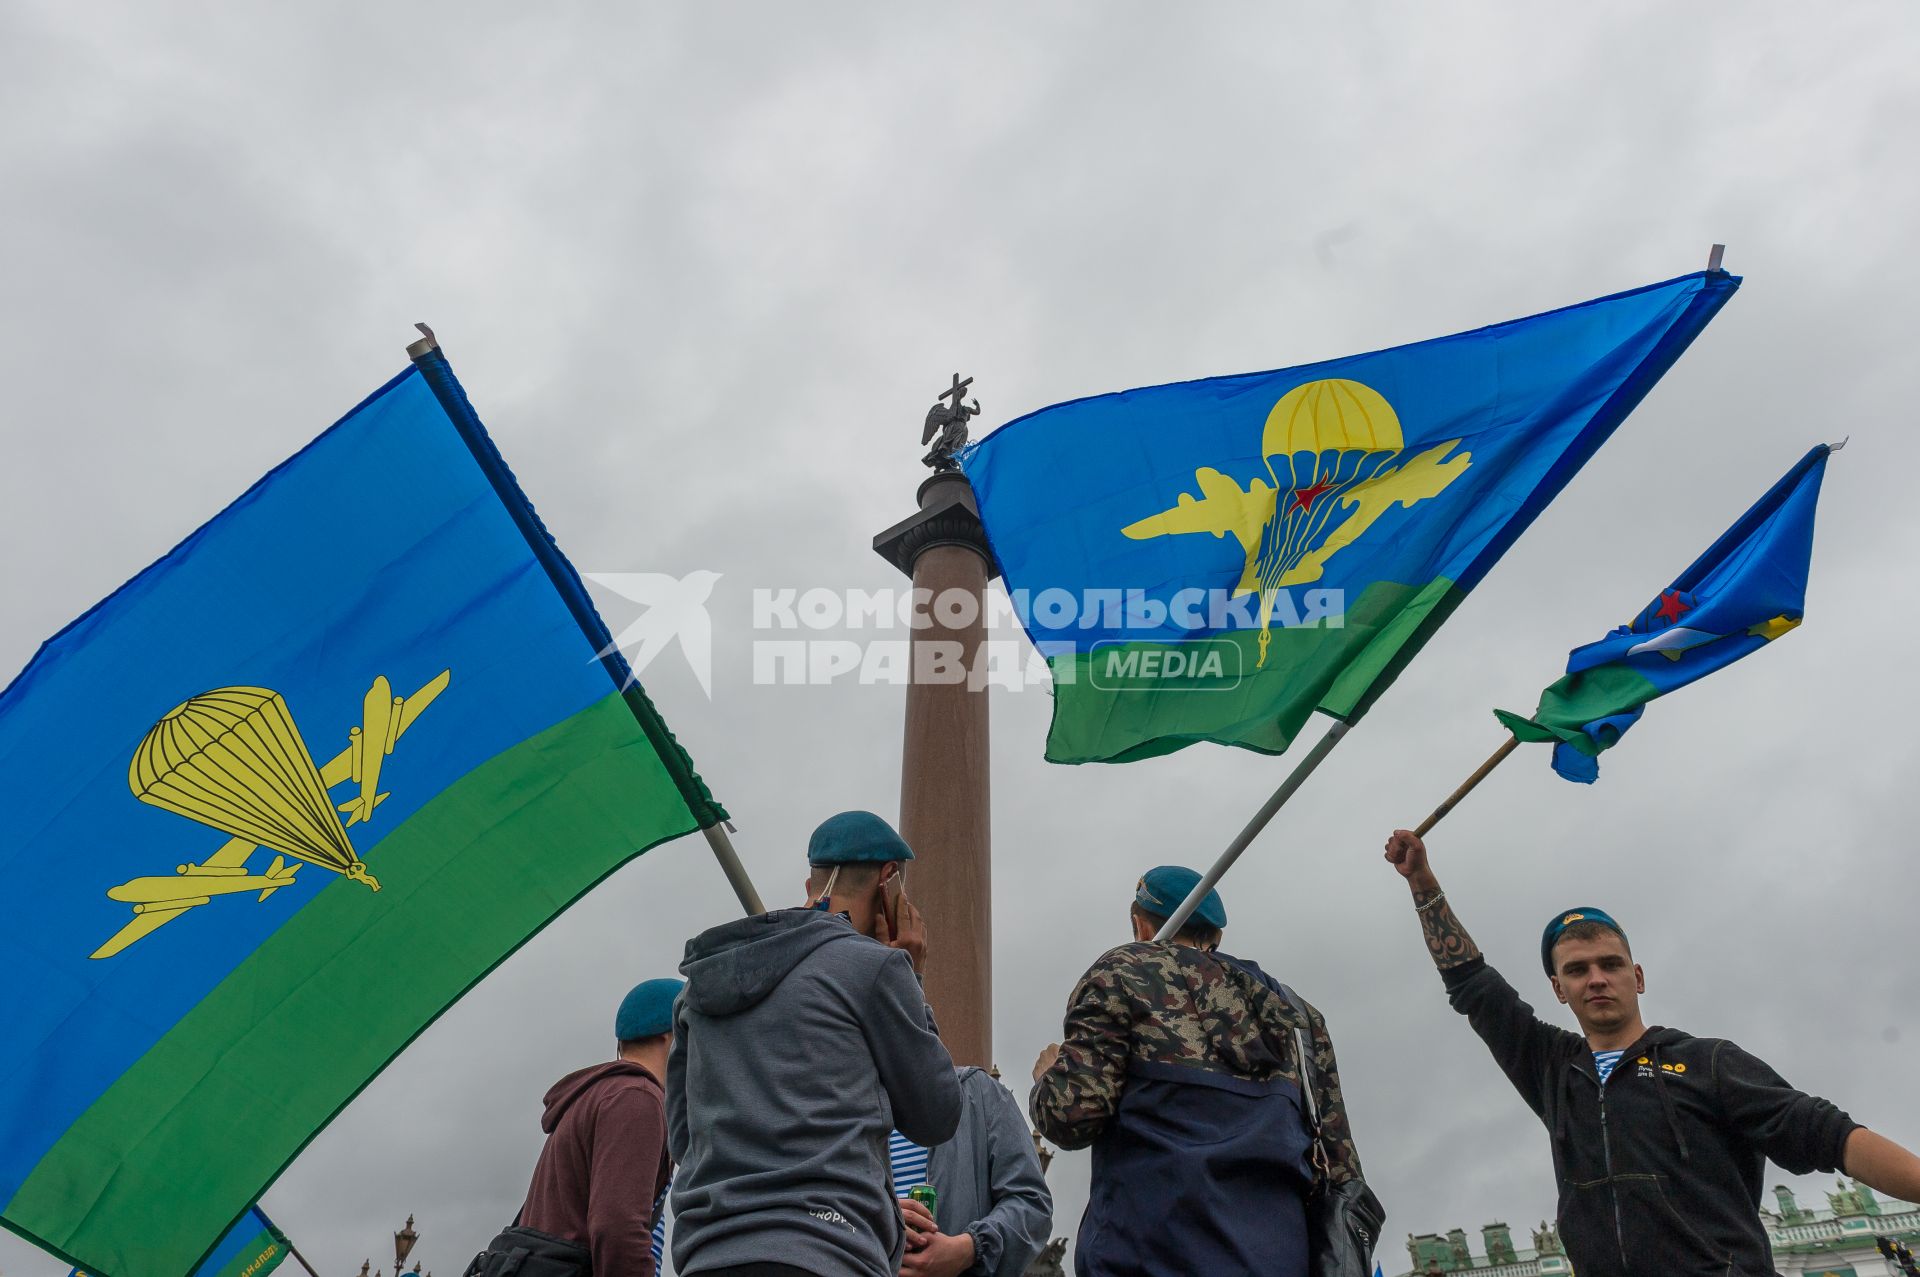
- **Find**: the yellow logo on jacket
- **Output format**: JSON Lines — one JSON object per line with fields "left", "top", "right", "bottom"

{"left": 1635, "top": 1056, "right": 1688, "bottom": 1075}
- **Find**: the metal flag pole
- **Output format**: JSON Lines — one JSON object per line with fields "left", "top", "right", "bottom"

{"left": 704, "top": 821, "right": 766, "bottom": 915}
{"left": 1153, "top": 719, "right": 1353, "bottom": 940}
{"left": 1412, "top": 734, "right": 1519, "bottom": 838}
{"left": 403, "top": 323, "right": 768, "bottom": 918}
{"left": 284, "top": 1239, "right": 324, "bottom": 1277}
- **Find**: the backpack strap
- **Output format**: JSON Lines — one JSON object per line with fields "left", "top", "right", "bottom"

{"left": 1273, "top": 981, "right": 1330, "bottom": 1179}
{"left": 1204, "top": 956, "right": 1330, "bottom": 1177}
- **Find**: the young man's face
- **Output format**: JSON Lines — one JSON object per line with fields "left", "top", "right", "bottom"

{"left": 1549, "top": 932, "right": 1645, "bottom": 1036}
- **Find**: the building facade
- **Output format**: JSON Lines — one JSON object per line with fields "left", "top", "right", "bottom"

{"left": 1765, "top": 1179, "right": 1920, "bottom": 1276}
{"left": 1395, "top": 1180, "right": 1920, "bottom": 1277}
{"left": 1398, "top": 1221, "right": 1572, "bottom": 1276}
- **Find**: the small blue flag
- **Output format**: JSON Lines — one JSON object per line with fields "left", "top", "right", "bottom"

{"left": 71, "top": 1205, "right": 290, "bottom": 1277}
{"left": 1497, "top": 444, "right": 1833, "bottom": 781}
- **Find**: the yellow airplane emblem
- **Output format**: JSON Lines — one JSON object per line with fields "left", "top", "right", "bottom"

{"left": 92, "top": 670, "right": 451, "bottom": 960}
{"left": 1122, "top": 378, "right": 1470, "bottom": 665}
{"left": 339, "top": 674, "right": 433, "bottom": 827}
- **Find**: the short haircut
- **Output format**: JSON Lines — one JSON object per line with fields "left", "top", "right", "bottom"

{"left": 1131, "top": 902, "right": 1222, "bottom": 950}
{"left": 618, "top": 1030, "right": 670, "bottom": 1053}
{"left": 1551, "top": 920, "right": 1632, "bottom": 971}
{"left": 808, "top": 861, "right": 889, "bottom": 895}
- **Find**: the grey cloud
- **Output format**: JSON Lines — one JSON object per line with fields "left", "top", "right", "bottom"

{"left": 5, "top": 2, "right": 1919, "bottom": 1273}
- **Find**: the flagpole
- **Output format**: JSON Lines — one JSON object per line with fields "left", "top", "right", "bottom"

{"left": 704, "top": 822, "right": 766, "bottom": 915}
{"left": 1412, "top": 734, "right": 1518, "bottom": 837}
{"left": 404, "top": 323, "right": 768, "bottom": 919}
{"left": 285, "top": 1240, "right": 323, "bottom": 1277}
{"left": 1154, "top": 719, "right": 1352, "bottom": 940}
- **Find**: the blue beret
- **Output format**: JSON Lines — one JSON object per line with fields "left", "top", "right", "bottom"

{"left": 615, "top": 977, "right": 685, "bottom": 1040}
{"left": 807, "top": 810, "right": 915, "bottom": 866}
{"left": 1540, "top": 907, "right": 1628, "bottom": 975}
{"left": 1134, "top": 865, "right": 1226, "bottom": 930}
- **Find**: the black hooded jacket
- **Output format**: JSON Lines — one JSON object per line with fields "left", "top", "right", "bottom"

{"left": 1444, "top": 957, "right": 1858, "bottom": 1277}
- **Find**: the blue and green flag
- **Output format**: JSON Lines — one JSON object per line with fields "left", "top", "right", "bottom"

{"left": 0, "top": 350, "right": 725, "bottom": 1276}
{"left": 1496, "top": 444, "right": 1832, "bottom": 782}
{"left": 962, "top": 271, "right": 1740, "bottom": 763}
{"left": 72, "top": 1206, "right": 292, "bottom": 1277}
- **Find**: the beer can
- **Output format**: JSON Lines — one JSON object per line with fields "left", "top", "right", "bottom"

{"left": 907, "top": 1184, "right": 937, "bottom": 1212}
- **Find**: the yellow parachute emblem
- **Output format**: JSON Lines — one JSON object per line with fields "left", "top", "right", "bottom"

{"left": 131, "top": 686, "right": 382, "bottom": 891}
{"left": 1123, "top": 378, "right": 1471, "bottom": 665}
{"left": 93, "top": 671, "right": 451, "bottom": 960}
{"left": 1263, "top": 378, "right": 1403, "bottom": 455}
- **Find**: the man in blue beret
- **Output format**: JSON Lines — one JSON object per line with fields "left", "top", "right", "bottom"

{"left": 669, "top": 810, "right": 962, "bottom": 1277}
{"left": 1030, "top": 865, "right": 1368, "bottom": 1277}
{"left": 516, "top": 976, "right": 683, "bottom": 1277}
{"left": 1384, "top": 828, "right": 1920, "bottom": 1277}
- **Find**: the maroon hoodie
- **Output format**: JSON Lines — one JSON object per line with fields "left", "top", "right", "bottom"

{"left": 520, "top": 1060, "right": 671, "bottom": 1277}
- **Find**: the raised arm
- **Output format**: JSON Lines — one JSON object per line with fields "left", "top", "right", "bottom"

{"left": 1384, "top": 828, "right": 1578, "bottom": 1117}
{"left": 1384, "top": 828, "right": 1482, "bottom": 969}
{"left": 869, "top": 948, "right": 963, "bottom": 1148}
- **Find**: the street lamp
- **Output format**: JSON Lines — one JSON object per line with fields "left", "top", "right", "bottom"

{"left": 1031, "top": 1130, "right": 1054, "bottom": 1177}
{"left": 394, "top": 1216, "right": 419, "bottom": 1273}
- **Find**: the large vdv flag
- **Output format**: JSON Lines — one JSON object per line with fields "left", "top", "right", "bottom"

{"left": 1496, "top": 444, "right": 1832, "bottom": 782}
{"left": 962, "top": 271, "right": 1739, "bottom": 763}
{"left": 0, "top": 349, "right": 726, "bottom": 1275}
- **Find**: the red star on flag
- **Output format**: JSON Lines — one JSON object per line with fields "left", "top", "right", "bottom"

{"left": 1653, "top": 589, "right": 1692, "bottom": 625}
{"left": 1289, "top": 476, "right": 1339, "bottom": 513}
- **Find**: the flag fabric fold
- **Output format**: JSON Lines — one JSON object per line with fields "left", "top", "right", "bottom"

{"left": 0, "top": 357, "right": 724, "bottom": 1275}
{"left": 1496, "top": 443, "right": 1831, "bottom": 782}
{"left": 962, "top": 270, "right": 1740, "bottom": 763}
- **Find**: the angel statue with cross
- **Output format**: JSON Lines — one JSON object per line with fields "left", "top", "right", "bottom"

{"left": 921, "top": 373, "right": 981, "bottom": 471}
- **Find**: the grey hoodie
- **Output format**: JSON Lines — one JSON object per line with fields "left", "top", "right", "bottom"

{"left": 668, "top": 908, "right": 962, "bottom": 1277}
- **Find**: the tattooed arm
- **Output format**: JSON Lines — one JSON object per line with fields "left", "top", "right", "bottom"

{"left": 1384, "top": 828, "right": 1580, "bottom": 1115}
{"left": 1383, "top": 829, "right": 1481, "bottom": 968}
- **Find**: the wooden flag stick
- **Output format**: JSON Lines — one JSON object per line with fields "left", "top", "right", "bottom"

{"left": 1413, "top": 734, "right": 1520, "bottom": 838}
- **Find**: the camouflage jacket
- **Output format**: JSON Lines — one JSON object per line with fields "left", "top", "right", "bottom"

{"left": 1028, "top": 941, "right": 1363, "bottom": 1184}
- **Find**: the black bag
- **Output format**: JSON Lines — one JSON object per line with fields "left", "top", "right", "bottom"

{"left": 463, "top": 1224, "right": 591, "bottom": 1277}
{"left": 1279, "top": 986, "right": 1387, "bottom": 1277}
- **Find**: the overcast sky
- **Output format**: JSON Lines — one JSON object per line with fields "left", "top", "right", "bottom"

{"left": 5, "top": 4, "right": 1919, "bottom": 1274}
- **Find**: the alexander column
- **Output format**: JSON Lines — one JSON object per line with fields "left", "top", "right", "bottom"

{"left": 873, "top": 375, "right": 996, "bottom": 1068}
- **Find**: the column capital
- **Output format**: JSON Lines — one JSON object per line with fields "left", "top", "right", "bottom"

{"left": 873, "top": 471, "right": 999, "bottom": 580}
